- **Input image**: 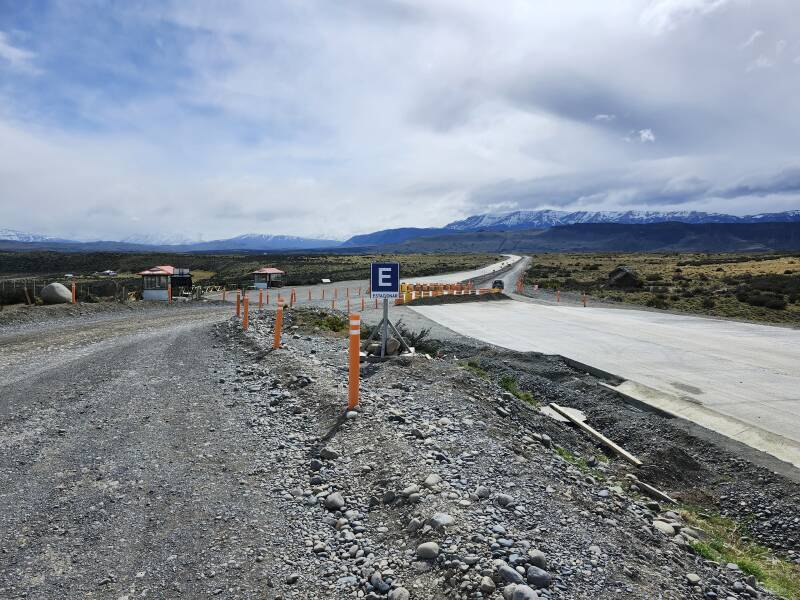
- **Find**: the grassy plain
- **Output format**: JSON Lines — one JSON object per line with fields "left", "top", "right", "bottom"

{"left": 0, "top": 252, "right": 501, "bottom": 286}
{"left": 524, "top": 252, "right": 800, "bottom": 325}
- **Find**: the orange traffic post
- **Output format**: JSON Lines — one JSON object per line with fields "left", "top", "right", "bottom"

{"left": 348, "top": 313, "right": 360, "bottom": 410}
{"left": 258, "top": 289, "right": 263, "bottom": 309}
{"left": 71, "top": 282, "right": 76, "bottom": 304}
{"left": 273, "top": 306, "right": 283, "bottom": 349}
{"left": 236, "top": 290, "right": 241, "bottom": 317}
{"left": 168, "top": 284, "right": 172, "bottom": 304}
{"left": 243, "top": 297, "right": 249, "bottom": 330}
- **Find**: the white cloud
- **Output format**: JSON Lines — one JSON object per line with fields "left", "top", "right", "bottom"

{"left": 747, "top": 55, "right": 774, "bottom": 71}
{"left": 0, "top": 31, "right": 38, "bottom": 73}
{"left": 640, "top": 0, "right": 736, "bottom": 34}
{"left": 741, "top": 29, "right": 763, "bottom": 48}
{"left": 639, "top": 129, "right": 657, "bottom": 142}
{"left": 0, "top": 1, "right": 799, "bottom": 240}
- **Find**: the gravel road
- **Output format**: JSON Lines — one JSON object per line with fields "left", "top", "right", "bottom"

{"left": 0, "top": 303, "right": 297, "bottom": 598}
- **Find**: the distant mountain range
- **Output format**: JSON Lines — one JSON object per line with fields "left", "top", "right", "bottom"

{"left": 383, "top": 222, "right": 800, "bottom": 253}
{"left": 445, "top": 209, "right": 800, "bottom": 230}
{"left": 0, "top": 230, "right": 339, "bottom": 252}
{"left": 339, "top": 209, "right": 800, "bottom": 246}
{"left": 0, "top": 228, "right": 73, "bottom": 243}
{"left": 2, "top": 209, "right": 800, "bottom": 253}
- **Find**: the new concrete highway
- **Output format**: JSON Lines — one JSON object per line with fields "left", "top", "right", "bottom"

{"left": 411, "top": 255, "right": 800, "bottom": 469}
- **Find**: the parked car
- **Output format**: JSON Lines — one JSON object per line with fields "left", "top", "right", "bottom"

{"left": 492, "top": 279, "right": 505, "bottom": 290}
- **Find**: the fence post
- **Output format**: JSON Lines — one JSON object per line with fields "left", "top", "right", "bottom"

{"left": 273, "top": 306, "right": 283, "bottom": 349}
{"left": 582, "top": 293, "right": 587, "bottom": 307}
{"left": 556, "top": 289, "right": 561, "bottom": 303}
{"left": 361, "top": 297, "right": 365, "bottom": 311}
{"left": 243, "top": 297, "right": 249, "bottom": 330}
{"left": 236, "top": 290, "right": 241, "bottom": 317}
{"left": 259, "top": 289, "right": 263, "bottom": 309}
{"left": 223, "top": 287, "right": 227, "bottom": 302}
{"left": 308, "top": 289, "right": 311, "bottom": 301}
{"left": 348, "top": 313, "right": 360, "bottom": 410}
{"left": 322, "top": 288, "right": 325, "bottom": 300}
{"left": 168, "top": 284, "right": 172, "bottom": 304}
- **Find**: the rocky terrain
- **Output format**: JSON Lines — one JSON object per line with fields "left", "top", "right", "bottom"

{"left": 2, "top": 298, "right": 797, "bottom": 599}
{"left": 208, "top": 307, "right": 799, "bottom": 599}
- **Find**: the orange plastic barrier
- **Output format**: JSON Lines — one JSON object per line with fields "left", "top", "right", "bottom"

{"left": 273, "top": 306, "right": 283, "bottom": 349}
{"left": 348, "top": 313, "right": 360, "bottom": 409}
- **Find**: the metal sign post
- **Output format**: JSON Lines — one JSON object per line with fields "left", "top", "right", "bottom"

{"left": 368, "top": 262, "right": 410, "bottom": 358}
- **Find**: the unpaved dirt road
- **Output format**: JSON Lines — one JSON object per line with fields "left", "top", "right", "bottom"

{"left": 0, "top": 304, "right": 294, "bottom": 598}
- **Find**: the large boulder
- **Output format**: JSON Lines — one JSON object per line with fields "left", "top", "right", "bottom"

{"left": 40, "top": 282, "right": 72, "bottom": 304}
{"left": 607, "top": 266, "right": 643, "bottom": 289}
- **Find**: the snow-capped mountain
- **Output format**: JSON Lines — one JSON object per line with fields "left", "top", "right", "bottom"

{"left": 175, "top": 233, "right": 341, "bottom": 251}
{"left": 0, "top": 228, "right": 74, "bottom": 242}
{"left": 443, "top": 209, "right": 800, "bottom": 231}
{"left": 121, "top": 233, "right": 199, "bottom": 246}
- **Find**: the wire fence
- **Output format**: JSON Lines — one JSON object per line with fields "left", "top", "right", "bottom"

{"left": 0, "top": 276, "right": 140, "bottom": 305}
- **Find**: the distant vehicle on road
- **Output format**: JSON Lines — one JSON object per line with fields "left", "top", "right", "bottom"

{"left": 492, "top": 279, "right": 505, "bottom": 290}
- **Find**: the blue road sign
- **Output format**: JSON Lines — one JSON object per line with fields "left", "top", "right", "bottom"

{"left": 370, "top": 262, "right": 400, "bottom": 299}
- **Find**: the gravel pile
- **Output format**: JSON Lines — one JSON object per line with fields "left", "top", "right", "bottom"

{"left": 213, "top": 310, "right": 789, "bottom": 599}
{"left": 459, "top": 348, "right": 800, "bottom": 562}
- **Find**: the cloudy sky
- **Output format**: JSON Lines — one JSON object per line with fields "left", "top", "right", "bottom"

{"left": 1, "top": 0, "right": 799, "bottom": 241}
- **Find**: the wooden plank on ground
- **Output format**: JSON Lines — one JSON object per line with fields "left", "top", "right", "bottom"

{"left": 550, "top": 402, "right": 643, "bottom": 467}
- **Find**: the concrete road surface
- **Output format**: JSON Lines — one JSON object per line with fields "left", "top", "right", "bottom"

{"left": 412, "top": 289, "right": 800, "bottom": 469}
{"left": 213, "top": 254, "right": 522, "bottom": 309}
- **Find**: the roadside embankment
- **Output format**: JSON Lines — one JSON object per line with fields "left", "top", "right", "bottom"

{"left": 214, "top": 307, "right": 799, "bottom": 599}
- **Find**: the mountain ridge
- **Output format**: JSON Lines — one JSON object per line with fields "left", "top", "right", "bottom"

{"left": 443, "top": 209, "right": 800, "bottom": 232}
{"left": 3, "top": 209, "right": 800, "bottom": 252}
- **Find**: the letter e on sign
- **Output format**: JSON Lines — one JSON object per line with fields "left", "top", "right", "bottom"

{"left": 370, "top": 262, "right": 400, "bottom": 299}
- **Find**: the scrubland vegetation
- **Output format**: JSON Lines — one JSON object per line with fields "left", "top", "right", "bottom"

{"left": 525, "top": 252, "right": 800, "bottom": 325}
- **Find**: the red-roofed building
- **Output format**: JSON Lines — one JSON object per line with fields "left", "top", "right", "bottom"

{"left": 138, "top": 265, "right": 192, "bottom": 300}
{"left": 252, "top": 267, "right": 285, "bottom": 289}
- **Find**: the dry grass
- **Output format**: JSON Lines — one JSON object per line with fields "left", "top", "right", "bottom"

{"left": 524, "top": 252, "right": 800, "bottom": 325}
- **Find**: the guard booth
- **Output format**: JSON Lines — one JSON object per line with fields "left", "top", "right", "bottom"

{"left": 252, "top": 267, "right": 285, "bottom": 289}
{"left": 138, "top": 266, "right": 192, "bottom": 300}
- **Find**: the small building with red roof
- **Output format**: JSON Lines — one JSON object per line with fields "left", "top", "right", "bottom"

{"left": 138, "top": 265, "right": 192, "bottom": 301}
{"left": 252, "top": 267, "right": 285, "bottom": 289}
